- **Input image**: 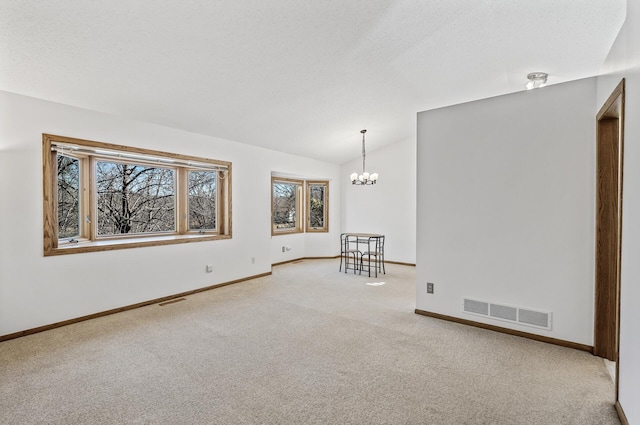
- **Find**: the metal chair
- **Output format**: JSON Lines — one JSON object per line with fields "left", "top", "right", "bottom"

{"left": 340, "top": 233, "right": 361, "bottom": 274}
{"left": 360, "top": 235, "right": 385, "bottom": 277}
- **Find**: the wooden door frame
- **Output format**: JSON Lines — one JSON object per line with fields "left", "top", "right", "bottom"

{"left": 594, "top": 78, "right": 625, "bottom": 400}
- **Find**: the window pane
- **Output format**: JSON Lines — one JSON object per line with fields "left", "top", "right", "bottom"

{"left": 96, "top": 161, "right": 175, "bottom": 235}
{"left": 188, "top": 170, "right": 217, "bottom": 231}
{"left": 57, "top": 155, "right": 80, "bottom": 239}
{"left": 309, "top": 184, "right": 325, "bottom": 228}
{"left": 273, "top": 182, "right": 298, "bottom": 230}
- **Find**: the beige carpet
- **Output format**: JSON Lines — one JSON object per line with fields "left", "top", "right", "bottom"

{"left": 0, "top": 260, "right": 619, "bottom": 424}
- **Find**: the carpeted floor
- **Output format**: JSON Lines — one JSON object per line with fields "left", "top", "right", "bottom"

{"left": 0, "top": 259, "right": 619, "bottom": 424}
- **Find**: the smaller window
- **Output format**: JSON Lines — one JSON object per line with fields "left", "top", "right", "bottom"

{"left": 57, "top": 155, "right": 81, "bottom": 239}
{"left": 306, "top": 181, "right": 329, "bottom": 232}
{"left": 272, "top": 177, "right": 303, "bottom": 235}
{"left": 188, "top": 170, "right": 218, "bottom": 231}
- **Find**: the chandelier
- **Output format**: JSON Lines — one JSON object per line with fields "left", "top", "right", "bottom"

{"left": 350, "top": 129, "right": 379, "bottom": 185}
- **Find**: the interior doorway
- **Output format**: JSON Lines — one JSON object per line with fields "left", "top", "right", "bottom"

{"left": 593, "top": 79, "right": 625, "bottom": 394}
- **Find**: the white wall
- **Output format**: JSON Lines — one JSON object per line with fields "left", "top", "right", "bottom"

{"left": 416, "top": 78, "right": 597, "bottom": 345}
{"left": 597, "top": 1, "right": 640, "bottom": 422}
{"left": 0, "top": 90, "right": 340, "bottom": 336}
{"left": 340, "top": 136, "right": 416, "bottom": 264}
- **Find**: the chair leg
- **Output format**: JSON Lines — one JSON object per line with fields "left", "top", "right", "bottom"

{"left": 374, "top": 255, "right": 378, "bottom": 278}
{"left": 344, "top": 251, "right": 349, "bottom": 273}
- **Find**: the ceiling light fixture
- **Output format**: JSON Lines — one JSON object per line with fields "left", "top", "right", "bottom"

{"left": 350, "top": 129, "right": 378, "bottom": 185}
{"left": 526, "top": 72, "right": 548, "bottom": 90}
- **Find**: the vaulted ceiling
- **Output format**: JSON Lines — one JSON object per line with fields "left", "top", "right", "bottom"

{"left": 0, "top": 0, "right": 627, "bottom": 164}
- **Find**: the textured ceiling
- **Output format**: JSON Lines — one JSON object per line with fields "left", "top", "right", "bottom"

{"left": 0, "top": 0, "right": 627, "bottom": 164}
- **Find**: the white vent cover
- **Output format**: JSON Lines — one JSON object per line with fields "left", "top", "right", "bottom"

{"left": 463, "top": 298, "right": 552, "bottom": 330}
{"left": 463, "top": 298, "right": 489, "bottom": 315}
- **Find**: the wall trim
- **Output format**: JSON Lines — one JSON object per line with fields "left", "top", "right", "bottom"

{"left": 272, "top": 256, "right": 336, "bottom": 266}
{"left": 386, "top": 260, "right": 416, "bottom": 266}
{"left": 415, "top": 309, "right": 593, "bottom": 353}
{"left": 0, "top": 271, "right": 271, "bottom": 342}
{"left": 615, "top": 401, "right": 629, "bottom": 425}
{"left": 272, "top": 257, "right": 416, "bottom": 267}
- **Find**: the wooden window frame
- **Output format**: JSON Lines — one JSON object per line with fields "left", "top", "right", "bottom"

{"left": 271, "top": 177, "right": 304, "bottom": 235}
{"left": 306, "top": 180, "right": 329, "bottom": 233}
{"left": 43, "top": 134, "right": 232, "bottom": 256}
{"left": 271, "top": 176, "right": 330, "bottom": 236}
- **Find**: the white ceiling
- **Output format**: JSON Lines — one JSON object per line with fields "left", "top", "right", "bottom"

{"left": 0, "top": 0, "right": 627, "bottom": 164}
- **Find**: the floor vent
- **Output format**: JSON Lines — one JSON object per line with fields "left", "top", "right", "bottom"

{"left": 463, "top": 298, "right": 552, "bottom": 330}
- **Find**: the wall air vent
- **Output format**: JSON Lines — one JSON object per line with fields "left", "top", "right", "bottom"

{"left": 489, "top": 303, "right": 517, "bottom": 321}
{"left": 518, "top": 308, "right": 550, "bottom": 328}
{"left": 463, "top": 298, "right": 489, "bottom": 315}
{"left": 463, "top": 298, "right": 552, "bottom": 330}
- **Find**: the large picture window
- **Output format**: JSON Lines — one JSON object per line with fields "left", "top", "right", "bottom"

{"left": 95, "top": 160, "right": 176, "bottom": 236}
{"left": 44, "top": 134, "right": 232, "bottom": 256}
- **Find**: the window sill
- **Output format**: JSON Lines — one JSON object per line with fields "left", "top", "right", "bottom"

{"left": 45, "top": 233, "right": 231, "bottom": 256}
{"left": 272, "top": 230, "right": 303, "bottom": 236}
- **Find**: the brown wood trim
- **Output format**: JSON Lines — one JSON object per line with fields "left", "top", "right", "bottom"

{"left": 158, "top": 298, "right": 186, "bottom": 306}
{"left": 615, "top": 80, "right": 625, "bottom": 403}
{"left": 45, "top": 234, "right": 232, "bottom": 256}
{"left": 272, "top": 258, "right": 306, "bottom": 266}
{"left": 386, "top": 260, "right": 416, "bottom": 267}
{"left": 597, "top": 79, "right": 625, "bottom": 120}
{"left": 594, "top": 117, "right": 621, "bottom": 360}
{"left": 615, "top": 401, "right": 629, "bottom": 425}
{"left": 222, "top": 164, "right": 232, "bottom": 237}
{"left": 593, "top": 78, "right": 628, "bottom": 410}
{"left": 44, "top": 133, "right": 232, "bottom": 167}
{"left": 43, "top": 136, "right": 57, "bottom": 253}
{"left": 272, "top": 257, "right": 415, "bottom": 267}
{"left": 273, "top": 255, "right": 379, "bottom": 266}
{"left": 415, "top": 309, "right": 593, "bottom": 353}
{"left": 0, "top": 271, "right": 271, "bottom": 342}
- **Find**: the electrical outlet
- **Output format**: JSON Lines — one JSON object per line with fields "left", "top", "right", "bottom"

{"left": 427, "top": 282, "right": 434, "bottom": 294}
{"left": 282, "top": 246, "right": 286, "bottom": 253}
{"left": 206, "top": 265, "right": 213, "bottom": 273}
{"left": 251, "top": 257, "right": 255, "bottom": 264}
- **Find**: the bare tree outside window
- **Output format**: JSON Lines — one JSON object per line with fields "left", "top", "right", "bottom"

{"left": 273, "top": 181, "right": 299, "bottom": 230}
{"left": 57, "top": 155, "right": 80, "bottom": 239}
{"left": 188, "top": 170, "right": 217, "bottom": 231}
{"left": 44, "top": 134, "right": 232, "bottom": 256}
{"left": 96, "top": 161, "right": 175, "bottom": 235}
{"left": 308, "top": 184, "right": 325, "bottom": 228}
